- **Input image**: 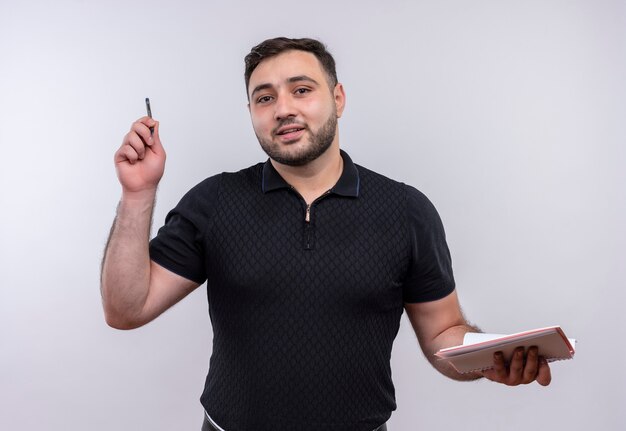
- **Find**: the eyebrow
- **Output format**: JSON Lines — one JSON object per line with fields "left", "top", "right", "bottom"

{"left": 250, "top": 75, "right": 320, "bottom": 99}
{"left": 287, "top": 75, "right": 319, "bottom": 85}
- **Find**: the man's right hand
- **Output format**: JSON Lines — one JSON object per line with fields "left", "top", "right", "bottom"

{"left": 103, "top": 116, "right": 199, "bottom": 330}
{"left": 114, "top": 116, "right": 166, "bottom": 196}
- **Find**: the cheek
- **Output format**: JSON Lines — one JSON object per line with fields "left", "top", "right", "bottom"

{"left": 303, "top": 99, "right": 331, "bottom": 120}
{"left": 250, "top": 112, "right": 270, "bottom": 134}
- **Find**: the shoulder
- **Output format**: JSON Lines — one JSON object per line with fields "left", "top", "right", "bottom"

{"left": 172, "top": 163, "right": 263, "bottom": 218}
{"left": 176, "top": 173, "right": 221, "bottom": 212}
{"left": 181, "top": 163, "right": 264, "bottom": 202}
{"left": 404, "top": 184, "right": 439, "bottom": 218}
{"left": 218, "top": 162, "right": 264, "bottom": 192}
{"left": 355, "top": 164, "right": 434, "bottom": 208}
{"left": 355, "top": 163, "right": 444, "bottom": 229}
{"left": 354, "top": 163, "right": 407, "bottom": 200}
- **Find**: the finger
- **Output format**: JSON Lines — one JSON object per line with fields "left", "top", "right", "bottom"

{"left": 492, "top": 351, "right": 508, "bottom": 382}
{"left": 130, "top": 121, "right": 153, "bottom": 147}
{"left": 143, "top": 117, "right": 157, "bottom": 137}
{"left": 115, "top": 144, "right": 139, "bottom": 165}
{"left": 148, "top": 121, "right": 165, "bottom": 156}
{"left": 536, "top": 357, "right": 552, "bottom": 386}
{"left": 126, "top": 133, "right": 147, "bottom": 160}
{"left": 522, "top": 346, "right": 539, "bottom": 384}
{"left": 507, "top": 347, "right": 525, "bottom": 385}
{"left": 135, "top": 115, "right": 156, "bottom": 129}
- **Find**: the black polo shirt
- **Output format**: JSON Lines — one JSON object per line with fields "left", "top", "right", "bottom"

{"left": 149, "top": 150, "right": 455, "bottom": 431}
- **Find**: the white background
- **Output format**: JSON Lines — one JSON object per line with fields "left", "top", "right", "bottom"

{"left": 1, "top": 1, "right": 624, "bottom": 429}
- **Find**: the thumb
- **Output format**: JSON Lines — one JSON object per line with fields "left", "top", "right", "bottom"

{"left": 149, "top": 120, "right": 165, "bottom": 155}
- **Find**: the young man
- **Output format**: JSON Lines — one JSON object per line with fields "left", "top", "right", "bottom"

{"left": 101, "top": 37, "right": 551, "bottom": 431}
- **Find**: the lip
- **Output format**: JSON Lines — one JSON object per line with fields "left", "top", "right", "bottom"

{"left": 275, "top": 125, "right": 306, "bottom": 142}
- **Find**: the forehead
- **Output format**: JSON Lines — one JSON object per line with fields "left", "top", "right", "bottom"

{"left": 248, "top": 50, "right": 327, "bottom": 92}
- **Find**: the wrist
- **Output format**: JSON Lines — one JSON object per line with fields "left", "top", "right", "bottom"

{"left": 118, "top": 190, "right": 157, "bottom": 220}
{"left": 121, "top": 188, "right": 158, "bottom": 205}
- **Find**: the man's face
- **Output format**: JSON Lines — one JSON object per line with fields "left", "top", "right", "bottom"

{"left": 247, "top": 50, "right": 345, "bottom": 166}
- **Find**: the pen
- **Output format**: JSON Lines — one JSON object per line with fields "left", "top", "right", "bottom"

{"left": 145, "top": 97, "right": 154, "bottom": 136}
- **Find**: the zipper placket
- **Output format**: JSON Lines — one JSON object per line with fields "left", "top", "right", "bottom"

{"left": 291, "top": 188, "right": 331, "bottom": 250}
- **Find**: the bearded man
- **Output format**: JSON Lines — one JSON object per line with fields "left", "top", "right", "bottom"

{"left": 101, "top": 37, "right": 551, "bottom": 431}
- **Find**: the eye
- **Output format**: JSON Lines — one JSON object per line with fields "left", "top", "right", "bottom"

{"left": 294, "top": 87, "right": 310, "bottom": 95}
{"left": 256, "top": 95, "right": 273, "bottom": 104}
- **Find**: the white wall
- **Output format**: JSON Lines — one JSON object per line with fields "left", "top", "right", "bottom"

{"left": 1, "top": 1, "right": 624, "bottom": 429}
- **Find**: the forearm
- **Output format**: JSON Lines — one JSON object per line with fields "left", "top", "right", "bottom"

{"left": 101, "top": 191, "right": 156, "bottom": 329}
{"left": 426, "top": 322, "right": 483, "bottom": 381}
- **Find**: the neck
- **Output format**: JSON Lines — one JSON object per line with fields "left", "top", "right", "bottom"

{"left": 270, "top": 140, "right": 343, "bottom": 205}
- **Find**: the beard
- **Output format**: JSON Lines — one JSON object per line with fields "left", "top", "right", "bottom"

{"left": 255, "top": 111, "right": 337, "bottom": 167}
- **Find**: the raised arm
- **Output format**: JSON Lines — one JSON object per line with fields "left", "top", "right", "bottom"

{"left": 404, "top": 290, "right": 551, "bottom": 386}
{"left": 101, "top": 117, "right": 200, "bottom": 330}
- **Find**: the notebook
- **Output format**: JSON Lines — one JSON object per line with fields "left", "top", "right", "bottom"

{"left": 435, "top": 326, "right": 576, "bottom": 373}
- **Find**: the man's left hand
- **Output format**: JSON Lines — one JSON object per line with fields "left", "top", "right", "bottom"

{"left": 481, "top": 346, "right": 552, "bottom": 386}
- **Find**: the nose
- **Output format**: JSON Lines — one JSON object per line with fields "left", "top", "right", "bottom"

{"left": 273, "top": 93, "right": 297, "bottom": 121}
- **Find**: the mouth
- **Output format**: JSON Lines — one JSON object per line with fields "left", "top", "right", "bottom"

{"left": 275, "top": 125, "right": 306, "bottom": 141}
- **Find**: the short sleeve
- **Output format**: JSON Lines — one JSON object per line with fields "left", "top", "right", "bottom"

{"left": 402, "top": 185, "right": 456, "bottom": 303}
{"left": 149, "top": 175, "right": 221, "bottom": 284}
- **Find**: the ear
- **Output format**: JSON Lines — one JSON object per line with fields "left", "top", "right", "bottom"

{"left": 333, "top": 83, "right": 346, "bottom": 118}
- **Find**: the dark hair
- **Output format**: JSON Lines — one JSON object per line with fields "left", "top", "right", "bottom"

{"left": 244, "top": 37, "right": 338, "bottom": 96}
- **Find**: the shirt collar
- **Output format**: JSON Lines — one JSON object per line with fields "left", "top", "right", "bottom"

{"left": 261, "top": 149, "right": 360, "bottom": 197}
